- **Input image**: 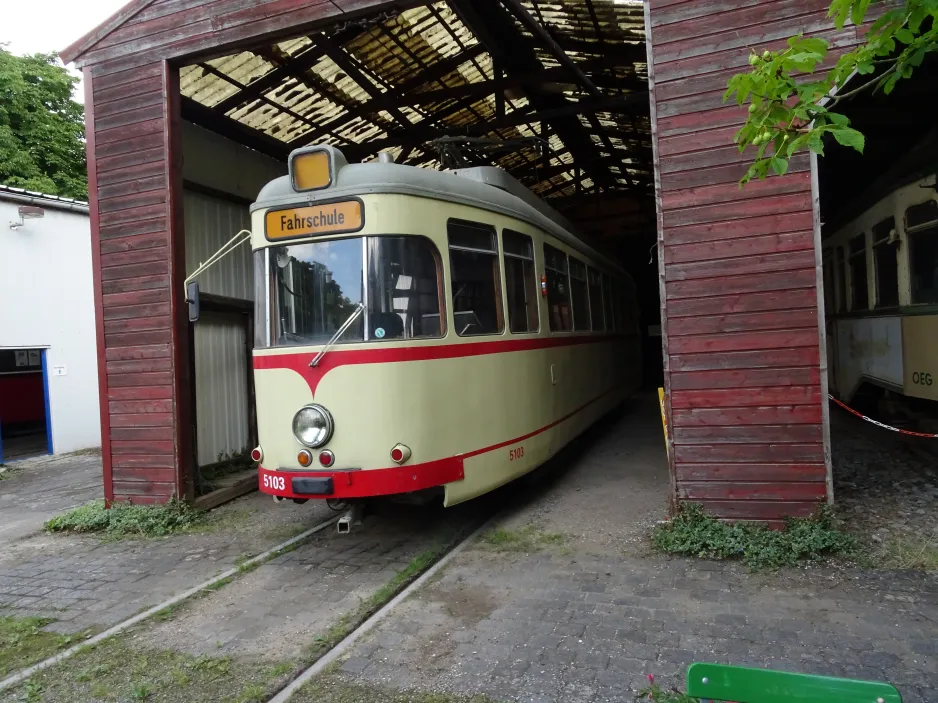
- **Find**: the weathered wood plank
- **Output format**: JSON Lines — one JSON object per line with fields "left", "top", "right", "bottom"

{"left": 104, "top": 316, "right": 173, "bottom": 335}
{"left": 112, "top": 467, "right": 178, "bottom": 483}
{"left": 676, "top": 480, "right": 827, "bottom": 501}
{"left": 674, "top": 442, "right": 824, "bottom": 463}
{"left": 96, "top": 118, "right": 165, "bottom": 146}
{"left": 108, "top": 385, "right": 174, "bottom": 401}
{"left": 99, "top": 231, "right": 168, "bottom": 256}
{"left": 677, "top": 462, "right": 827, "bottom": 482}
{"left": 106, "top": 330, "right": 176, "bottom": 347}
{"left": 666, "top": 268, "right": 817, "bottom": 300}
{"left": 103, "top": 303, "right": 173, "bottom": 323}
{"left": 690, "top": 500, "right": 820, "bottom": 520}
{"left": 97, "top": 189, "right": 167, "bottom": 215}
{"left": 111, "top": 426, "right": 175, "bottom": 441}
{"left": 95, "top": 103, "right": 165, "bottom": 132}
{"left": 102, "top": 288, "right": 171, "bottom": 309}
{"left": 110, "top": 399, "right": 174, "bottom": 414}
{"left": 665, "top": 231, "right": 814, "bottom": 265}
{"left": 672, "top": 423, "right": 823, "bottom": 444}
{"left": 99, "top": 217, "right": 167, "bottom": 240}
{"left": 671, "top": 385, "right": 820, "bottom": 409}
{"left": 100, "top": 248, "right": 172, "bottom": 270}
{"left": 100, "top": 260, "right": 170, "bottom": 281}
{"left": 668, "top": 308, "right": 818, "bottom": 337}
{"left": 665, "top": 211, "right": 814, "bottom": 246}
{"left": 672, "top": 405, "right": 822, "bottom": 427}
{"left": 666, "top": 249, "right": 817, "bottom": 282}
{"left": 662, "top": 191, "right": 811, "bottom": 228}
{"left": 669, "top": 329, "right": 820, "bottom": 355}
{"left": 97, "top": 159, "right": 166, "bottom": 188}
{"left": 101, "top": 273, "right": 171, "bottom": 296}
{"left": 660, "top": 154, "right": 810, "bottom": 192}
{"left": 111, "top": 439, "right": 176, "bottom": 454}
{"left": 670, "top": 367, "right": 821, "bottom": 391}
{"left": 668, "top": 287, "right": 818, "bottom": 318}
{"left": 671, "top": 347, "right": 820, "bottom": 373}
{"left": 109, "top": 411, "right": 174, "bottom": 427}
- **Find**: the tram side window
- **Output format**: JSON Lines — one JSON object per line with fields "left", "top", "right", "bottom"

{"left": 588, "top": 267, "right": 605, "bottom": 331}
{"left": 872, "top": 217, "right": 899, "bottom": 308}
{"left": 907, "top": 200, "right": 938, "bottom": 304}
{"left": 849, "top": 234, "right": 869, "bottom": 311}
{"left": 448, "top": 220, "right": 504, "bottom": 336}
{"left": 822, "top": 250, "right": 834, "bottom": 315}
{"left": 612, "top": 279, "right": 623, "bottom": 333}
{"left": 544, "top": 244, "right": 573, "bottom": 331}
{"left": 368, "top": 236, "right": 443, "bottom": 339}
{"left": 569, "top": 257, "right": 591, "bottom": 331}
{"left": 835, "top": 246, "right": 847, "bottom": 312}
{"left": 602, "top": 274, "right": 614, "bottom": 330}
{"left": 503, "top": 229, "right": 539, "bottom": 333}
{"left": 909, "top": 224, "right": 938, "bottom": 304}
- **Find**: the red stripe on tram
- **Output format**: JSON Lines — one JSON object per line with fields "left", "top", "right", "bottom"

{"left": 253, "top": 333, "right": 622, "bottom": 395}
{"left": 258, "top": 385, "right": 620, "bottom": 500}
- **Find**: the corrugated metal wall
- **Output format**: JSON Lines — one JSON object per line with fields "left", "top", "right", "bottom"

{"left": 184, "top": 190, "right": 253, "bottom": 466}
{"left": 184, "top": 190, "right": 253, "bottom": 300}
{"left": 192, "top": 312, "right": 250, "bottom": 465}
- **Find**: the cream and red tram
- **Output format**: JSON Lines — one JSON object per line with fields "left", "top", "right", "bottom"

{"left": 248, "top": 145, "right": 641, "bottom": 507}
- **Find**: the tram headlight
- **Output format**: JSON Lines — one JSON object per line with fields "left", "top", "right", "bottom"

{"left": 292, "top": 405, "right": 334, "bottom": 448}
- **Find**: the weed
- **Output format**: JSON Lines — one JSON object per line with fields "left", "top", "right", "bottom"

{"left": 193, "top": 654, "right": 230, "bottom": 675}
{"left": 237, "top": 684, "right": 267, "bottom": 702}
{"left": 0, "top": 615, "right": 75, "bottom": 677}
{"left": 651, "top": 503, "right": 860, "bottom": 571}
{"left": 880, "top": 534, "right": 938, "bottom": 570}
{"left": 76, "top": 663, "right": 109, "bottom": 682}
{"left": 90, "top": 683, "right": 112, "bottom": 699}
{"left": 479, "top": 524, "right": 568, "bottom": 553}
{"left": 268, "top": 662, "right": 294, "bottom": 677}
{"left": 638, "top": 676, "right": 698, "bottom": 702}
{"left": 22, "top": 680, "right": 44, "bottom": 703}
{"left": 44, "top": 499, "right": 207, "bottom": 539}
{"left": 170, "top": 668, "right": 191, "bottom": 685}
{"left": 131, "top": 682, "right": 152, "bottom": 700}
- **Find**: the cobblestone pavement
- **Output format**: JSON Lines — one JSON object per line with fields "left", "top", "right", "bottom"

{"left": 0, "top": 492, "right": 333, "bottom": 635}
{"left": 336, "top": 548, "right": 938, "bottom": 703}
{"left": 142, "top": 501, "right": 487, "bottom": 660}
{"left": 325, "top": 398, "right": 938, "bottom": 703}
{"left": 0, "top": 452, "right": 102, "bottom": 547}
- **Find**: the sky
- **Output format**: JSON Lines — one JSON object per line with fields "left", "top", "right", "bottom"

{"left": 2, "top": 0, "right": 130, "bottom": 102}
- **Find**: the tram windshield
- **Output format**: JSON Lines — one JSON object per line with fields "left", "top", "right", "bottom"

{"left": 258, "top": 236, "right": 443, "bottom": 347}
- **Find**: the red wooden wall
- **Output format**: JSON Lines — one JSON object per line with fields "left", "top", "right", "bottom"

{"left": 66, "top": 0, "right": 400, "bottom": 503}
{"left": 644, "top": 0, "right": 868, "bottom": 520}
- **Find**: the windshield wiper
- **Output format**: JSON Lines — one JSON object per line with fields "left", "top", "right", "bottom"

{"left": 309, "top": 303, "right": 365, "bottom": 368}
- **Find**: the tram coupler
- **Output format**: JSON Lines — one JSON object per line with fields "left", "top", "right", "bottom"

{"left": 336, "top": 501, "right": 365, "bottom": 534}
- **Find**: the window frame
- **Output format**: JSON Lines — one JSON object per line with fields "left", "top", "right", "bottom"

{"left": 447, "top": 219, "right": 505, "bottom": 337}
{"left": 543, "top": 242, "right": 574, "bottom": 333}
{"left": 848, "top": 233, "right": 869, "bottom": 311}
{"left": 502, "top": 228, "right": 540, "bottom": 335}
{"left": 568, "top": 255, "right": 591, "bottom": 332}
{"left": 871, "top": 218, "right": 899, "bottom": 309}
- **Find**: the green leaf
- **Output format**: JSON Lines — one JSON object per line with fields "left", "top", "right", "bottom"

{"left": 770, "top": 156, "right": 790, "bottom": 176}
{"left": 830, "top": 125, "right": 866, "bottom": 153}
{"left": 850, "top": 0, "right": 871, "bottom": 27}
{"left": 826, "top": 111, "right": 850, "bottom": 126}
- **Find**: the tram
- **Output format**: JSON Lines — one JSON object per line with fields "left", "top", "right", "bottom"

{"left": 823, "top": 175, "right": 938, "bottom": 412}
{"left": 236, "top": 145, "right": 641, "bottom": 510}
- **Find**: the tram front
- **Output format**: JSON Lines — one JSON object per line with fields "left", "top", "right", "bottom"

{"left": 245, "top": 145, "right": 464, "bottom": 513}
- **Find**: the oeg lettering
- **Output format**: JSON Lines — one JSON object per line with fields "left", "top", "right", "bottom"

{"left": 280, "top": 208, "right": 347, "bottom": 231}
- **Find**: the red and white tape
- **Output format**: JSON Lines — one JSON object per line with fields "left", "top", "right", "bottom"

{"left": 828, "top": 394, "right": 938, "bottom": 438}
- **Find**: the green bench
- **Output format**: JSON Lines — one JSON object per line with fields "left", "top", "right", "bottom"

{"left": 686, "top": 663, "right": 903, "bottom": 703}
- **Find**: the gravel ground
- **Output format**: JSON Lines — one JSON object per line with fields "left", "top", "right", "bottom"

{"left": 831, "top": 404, "right": 938, "bottom": 567}
{"left": 497, "top": 393, "right": 670, "bottom": 557}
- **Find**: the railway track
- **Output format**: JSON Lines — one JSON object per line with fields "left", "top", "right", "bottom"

{"left": 0, "top": 503, "right": 496, "bottom": 702}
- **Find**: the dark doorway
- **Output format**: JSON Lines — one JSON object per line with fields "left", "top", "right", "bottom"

{"left": 0, "top": 348, "right": 51, "bottom": 462}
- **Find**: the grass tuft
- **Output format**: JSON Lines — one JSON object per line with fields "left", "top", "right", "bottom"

{"left": 879, "top": 534, "right": 938, "bottom": 570}
{"left": 44, "top": 499, "right": 207, "bottom": 539}
{"left": 0, "top": 616, "right": 88, "bottom": 678}
{"left": 479, "top": 524, "right": 568, "bottom": 553}
{"left": 651, "top": 503, "right": 860, "bottom": 571}
{"left": 294, "top": 676, "right": 500, "bottom": 703}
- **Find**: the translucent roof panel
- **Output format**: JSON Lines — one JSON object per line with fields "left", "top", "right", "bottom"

{"left": 179, "top": 0, "right": 652, "bottom": 200}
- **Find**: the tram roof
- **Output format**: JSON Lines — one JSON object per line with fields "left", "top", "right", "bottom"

{"left": 252, "top": 147, "right": 625, "bottom": 273}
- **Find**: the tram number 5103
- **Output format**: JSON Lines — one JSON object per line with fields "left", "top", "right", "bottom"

{"left": 509, "top": 446, "right": 525, "bottom": 461}
{"left": 263, "top": 473, "right": 286, "bottom": 491}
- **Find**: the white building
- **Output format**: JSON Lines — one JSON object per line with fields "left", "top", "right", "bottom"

{"left": 0, "top": 185, "right": 100, "bottom": 460}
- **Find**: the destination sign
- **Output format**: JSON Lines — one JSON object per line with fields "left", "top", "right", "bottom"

{"left": 265, "top": 200, "right": 363, "bottom": 240}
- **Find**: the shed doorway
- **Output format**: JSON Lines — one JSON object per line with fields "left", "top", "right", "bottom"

{"left": 0, "top": 348, "right": 51, "bottom": 462}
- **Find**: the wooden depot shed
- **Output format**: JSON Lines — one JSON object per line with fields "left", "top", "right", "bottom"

{"left": 61, "top": 0, "right": 870, "bottom": 521}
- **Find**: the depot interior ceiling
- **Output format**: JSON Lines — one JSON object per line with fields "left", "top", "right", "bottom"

{"left": 179, "top": 0, "right": 651, "bottom": 205}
